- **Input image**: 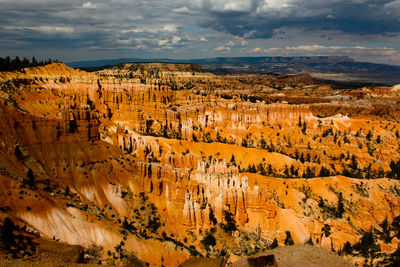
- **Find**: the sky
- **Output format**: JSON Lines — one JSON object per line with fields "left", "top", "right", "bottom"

{"left": 1, "top": 0, "right": 400, "bottom": 65}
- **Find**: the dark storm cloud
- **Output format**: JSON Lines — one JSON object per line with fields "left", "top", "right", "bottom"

{"left": 197, "top": 0, "right": 400, "bottom": 38}
{"left": 0, "top": 0, "right": 186, "bottom": 55}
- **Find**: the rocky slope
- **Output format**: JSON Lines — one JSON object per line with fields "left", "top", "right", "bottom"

{"left": 0, "top": 63, "right": 400, "bottom": 266}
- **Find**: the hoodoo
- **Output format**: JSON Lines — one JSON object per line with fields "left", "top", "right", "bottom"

{"left": 0, "top": 62, "right": 399, "bottom": 266}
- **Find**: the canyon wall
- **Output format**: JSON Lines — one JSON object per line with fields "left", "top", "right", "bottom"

{"left": 1, "top": 63, "right": 400, "bottom": 266}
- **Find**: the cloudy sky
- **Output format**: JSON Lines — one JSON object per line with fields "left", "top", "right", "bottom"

{"left": 1, "top": 0, "right": 400, "bottom": 64}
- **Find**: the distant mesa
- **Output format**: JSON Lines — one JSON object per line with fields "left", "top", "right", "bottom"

{"left": 66, "top": 56, "right": 400, "bottom": 85}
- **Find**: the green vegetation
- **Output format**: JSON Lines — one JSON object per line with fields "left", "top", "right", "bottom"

{"left": 0, "top": 56, "right": 59, "bottom": 72}
{"left": 284, "top": 231, "right": 294, "bottom": 246}
{"left": 343, "top": 241, "right": 353, "bottom": 255}
{"left": 353, "top": 230, "right": 378, "bottom": 257}
{"left": 271, "top": 238, "right": 278, "bottom": 249}
{"left": 0, "top": 217, "right": 36, "bottom": 258}
{"left": 221, "top": 210, "right": 237, "bottom": 233}
{"left": 201, "top": 231, "right": 216, "bottom": 250}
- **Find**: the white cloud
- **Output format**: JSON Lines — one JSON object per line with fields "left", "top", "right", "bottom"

{"left": 214, "top": 45, "right": 231, "bottom": 52}
{"left": 134, "top": 44, "right": 147, "bottom": 49}
{"left": 224, "top": 37, "right": 248, "bottom": 48}
{"left": 383, "top": 0, "right": 400, "bottom": 16}
{"left": 226, "top": 40, "right": 235, "bottom": 46}
{"left": 256, "top": 0, "right": 296, "bottom": 18}
{"left": 82, "top": 2, "right": 97, "bottom": 9}
{"left": 172, "top": 6, "right": 192, "bottom": 13}
{"left": 200, "top": 37, "right": 208, "bottom": 41}
{"left": 172, "top": 36, "right": 181, "bottom": 44}
{"left": 163, "top": 24, "right": 178, "bottom": 32}
{"left": 115, "top": 39, "right": 131, "bottom": 45}
{"left": 158, "top": 39, "right": 168, "bottom": 46}
{"left": 208, "top": 0, "right": 253, "bottom": 12}
{"left": 4, "top": 25, "right": 74, "bottom": 34}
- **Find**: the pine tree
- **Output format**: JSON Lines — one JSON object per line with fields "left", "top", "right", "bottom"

{"left": 14, "top": 145, "right": 23, "bottom": 159}
{"left": 26, "top": 168, "right": 35, "bottom": 188}
{"left": 230, "top": 154, "right": 236, "bottom": 166}
{"left": 343, "top": 241, "right": 353, "bottom": 255}
{"left": 319, "top": 166, "right": 331, "bottom": 177}
{"left": 359, "top": 230, "right": 378, "bottom": 257}
{"left": 260, "top": 135, "right": 267, "bottom": 149}
{"left": 366, "top": 130, "right": 373, "bottom": 141}
{"left": 271, "top": 238, "right": 278, "bottom": 249}
{"left": 380, "top": 218, "right": 392, "bottom": 244}
{"left": 0, "top": 217, "right": 15, "bottom": 250}
{"left": 337, "top": 192, "right": 345, "bottom": 218}
{"left": 302, "top": 121, "right": 307, "bottom": 135}
{"left": 284, "top": 231, "right": 294, "bottom": 246}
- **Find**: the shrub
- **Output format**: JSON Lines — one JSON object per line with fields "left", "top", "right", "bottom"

{"left": 322, "top": 224, "right": 331, "bottom": 237}
{"left": 222, "top": 210, "right": 237, "bottom": 233}
{"left": 84, "top": 245, "right": 103, "bottom": 262}
{"left": 147, "top": 217, "right": 161, "bottom": 233}
{"left": 122, "top": 251, "right": 146, "bottom": 266}
{"left": 201, "top": 232, "right": 216, "bottom": 250}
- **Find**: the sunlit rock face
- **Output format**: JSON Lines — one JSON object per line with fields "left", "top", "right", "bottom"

{"left": 0, "top": 63, "right": 400, "bottom": 266}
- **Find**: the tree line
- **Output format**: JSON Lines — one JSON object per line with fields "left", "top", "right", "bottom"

{"left": 0, "top": 56, "right": 60, "bottom": 72}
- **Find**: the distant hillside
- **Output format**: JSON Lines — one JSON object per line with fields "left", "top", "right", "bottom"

{"left": 67, "top": 56, "right": 354, "bottom": 69}
{"left": 94, "top": 62, "right": 211, "bottom": 83}
{"left": 66, "top": 56, "right": 400, "bottom": 85}
{"left": 107, "top": 62, "right": 203, "bottom": 73}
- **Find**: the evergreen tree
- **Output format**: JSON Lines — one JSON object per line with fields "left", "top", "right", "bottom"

{"left": 366, "top": 130, "right": 373, "bottom": 141}
{"left": 0, "top": 56, "right": 59, "bottom": 71}
{"left": 302, "top": 121, "right": 307, "bottom": 135}
{"left": 201, "top": 232, "right": 216, "bottom": 250}
{"left": 26, "top": 168, "right": 35, "bottom": 188}
{"left": 318, "top": 197, "right": 325, "bottom": 208}
{"left": 358, "top": 230, "right": 378, "bottom": 257}
{"left": 300, "top": 153, "right": 305, "bottom": 163}
{"left": 349, "top": 155, "right": 358, "bottom": 170}
{"left": 229, "top": 154, "right": 236, "bottom": 166}
{"left": 319, "top": 166, "right": 331, "bottom": 177}
{"left": 241, "top": 138, "right": 248, "bottom": 148}
{"left": 0, "top": 217, "right": 15, "bottom": 250}
{"left": 380, "top": 217, "right": 392, "bottom": 244}
{"left": 222, "top": 210, "right": 237, "bottom": 233}
{"left": 271, "top": 238, "right": 278, "bottom": 249}
{"left": 337, "top": 192, "right": 345, "bottom": 218}
{"left": 303, "top": 166, "right": 314, "bottom": 179}
{"left": 260, "top": 135, "right": 267, "bottom": 150}
{"left": 284, "top": 165, "right": 290, "bottom": 177}
{"left": 322, "top": 224, "right": 331, "bottom": 237}
{"left": 389, "top": 159, "right": 400, "bottom": 180}
{"left": 14, "top": 145, "right": 23, "bottom": 159}
{"left": 284, "top": 231, "right": 294, "bottom": 246}
{"left": 343, "top": 241, "right": 353, "bottom": 255}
